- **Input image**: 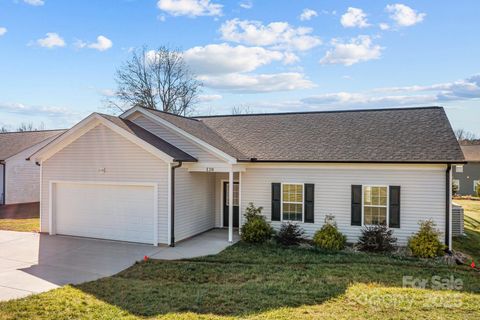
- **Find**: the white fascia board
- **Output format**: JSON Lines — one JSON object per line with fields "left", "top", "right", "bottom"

{"left": 122, "top": 107, "right": 237, "bottom": 164}
{"left": 31, "top": 113, "right": 174, "bottom": 164}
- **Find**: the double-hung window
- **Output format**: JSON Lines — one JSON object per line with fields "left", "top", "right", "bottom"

{"left": 363, "top": 186, "right": 388, "bottom": 225}
{"left": 281, "top": 183, "right": 303, "bottom": 222}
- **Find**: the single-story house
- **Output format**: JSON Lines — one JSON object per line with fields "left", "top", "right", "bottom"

{"left": 453, "top": 145, "right": 480, "bottom": 196}
{"left": 0, "top": 130, "right": 65, "bottom": 205}
{"left": 29, "top": 106, "right": 464, "bottom": 249}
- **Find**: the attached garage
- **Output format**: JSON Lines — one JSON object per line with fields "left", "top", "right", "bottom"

{"left": 51, "top": 181, "right": 158, "bottom": 244}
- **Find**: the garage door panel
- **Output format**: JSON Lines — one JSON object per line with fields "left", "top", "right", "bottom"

{"left": 54, "top": 183, "right": 155, "bottom": 244}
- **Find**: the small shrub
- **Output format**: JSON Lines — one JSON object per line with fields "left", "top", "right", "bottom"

{"left": 275, "top": 222, "right": 305, "bottom": 246}
{"left": 240, "top": 203, "right": 273, "bottom": 243}
{"left": 408, "top": 220, "right": 445, "bottom": 258}
{"left": 476, "top": 181, "right": 480, "bottom": 197}
{"left": 313, "top": 216, "right": 346, "bottom": 250}
{"left": 357, "top": 225, "right": 397, "bottom": 253}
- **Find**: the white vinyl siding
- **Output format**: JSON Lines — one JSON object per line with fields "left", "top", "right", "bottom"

{"left": 41, "top": 124, "right": 169, "bottom": 244}
{"left": 5, "top": 137, "right": 56, "bottom": 204}
{"left": 131, "top": 114, "right": 224, "bottom": 163}
{"left": 240, "top": 164, "right": 446, "bottom": 245}
{"left": 174, "top": 169, "right": 215, "bottom": 241}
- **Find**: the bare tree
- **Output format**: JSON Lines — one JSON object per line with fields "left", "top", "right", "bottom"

{"left": 455, "top": 128, "right": 477, "bottom": 141}
{"left": 231, "top": 105, "right": 254, "bottom": 115}
{"left": 0, "top": 125, "right": 8, "bottom": 133}
{"left": 106, "top": 46, "right": 202, "bottom": 116}
{"left": 17, "top": 122, "right": 45, "bottom": 132}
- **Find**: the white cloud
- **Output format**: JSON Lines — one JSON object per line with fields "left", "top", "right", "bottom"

{"left": 157, "top": 0, "right": 222, "bottom": 17}
{"left": 301, "top": 92, "right": 434, "bottom": 108}
{"left": 87, "top": 35, "right": 113, "bottom": 51}
{"left": 0, "top": 27, "right": 7, "bottom": 36}
{"left": 184, "top": 43, "right": 285, "bottom": 74}
{"left": 97, "top": 88, "right": 116, "bottom": 97}
{"left": 374, "top": 74, "right": 480, "bottom": 101}
{"left": 282, "top": 52, "right": 299, "bottom": 65}
{"left": 298, "top": 74, "right": 480, "bottom": 109}
{"left": 300, "top": 9, "right": 318, "bottom": 21}
{"left": 320, "top": 35, "right": 383, "bottom": 66}
{"left": 197, "top": 94, "right": 222, "bottom": 102}
{"left": 199, "top": 72, "right": 315, "bottom": 93}
{"left": 220, "top": 19, "right": 322, "bottom": 51}
{"left": 23, "top": 0, "right": 44, "bottom": 6}
{"left": 379, "top": 23, "right": 390, "bottom": 30}
{"left": 76, "top": 36, "right": 113, "bottom": 51}
{"left": 35, "top": 33, "right": 65, "bottom": 48}
{"left": 0, "top": 102, "right": 76, "bottom": 117}
{"left": 239, "top": 0, "right": 252, "bottom": 9}
{"left": 340, "top": 7, "right": 370, "bottom": 28}
{"left": 386, "top": 3, "right": 426, "bottom": 27}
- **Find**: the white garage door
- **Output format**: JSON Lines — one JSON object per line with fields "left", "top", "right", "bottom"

{"left": 54, "top": 182, "right": 156, "bottom": 244}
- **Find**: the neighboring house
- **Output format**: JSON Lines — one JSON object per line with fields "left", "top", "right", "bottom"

{"left": 29, "top": 106, "right": 464, "bottom": 250}
{"left": 453, "top": 145, "right": 480, "bottom": 196}
{"left": 0, "top": 130, "right": 65, "bottom": 205}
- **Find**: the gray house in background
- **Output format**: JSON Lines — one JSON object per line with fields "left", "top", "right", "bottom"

{"left": 453, "top": 145, "right": 480, "bottom": 196}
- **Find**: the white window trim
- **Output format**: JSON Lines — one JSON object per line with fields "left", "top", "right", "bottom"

{"left": 280, "top": 182, "right": 305, "bottom": 223}
{"left": 361, "top": 185, "right": 389, "bottom": 227}
{"left": 453, "top": 179, "right": 460, "bottom": 191}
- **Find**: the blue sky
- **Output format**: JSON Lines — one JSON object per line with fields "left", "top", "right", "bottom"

{"left": 0, "top": 0, "right": 479, "bottom": 134}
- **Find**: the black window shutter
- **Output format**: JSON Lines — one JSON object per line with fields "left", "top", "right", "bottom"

{"left": 271, "top": 183, "right": 281, "bottom": 221}
{"left": 304, "top": 184, "right": 314, "bottom": 223}
{"left": 351, "top": 185, "right": 362, "bottom": 226}
{"left": 389, "top": 186, "right": 401, "bottom": 228}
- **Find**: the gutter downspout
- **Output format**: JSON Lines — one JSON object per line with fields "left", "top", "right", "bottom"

{"left": 170, "top": 161, "right": 182, "bottom": 247}
{"left": 0, "top": 161, "right": 5, "bottom": 206}
{"left": 445, "top": 164, "right": 451, "bottom": 251}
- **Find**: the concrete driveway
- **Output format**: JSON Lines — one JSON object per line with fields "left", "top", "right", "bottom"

{"left": 0, "top": 229, "right": 237, "bottom": 301}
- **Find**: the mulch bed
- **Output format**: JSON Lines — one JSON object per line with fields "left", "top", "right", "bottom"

{"left": 0, "top": 202, "right": 39, "bottom": 219}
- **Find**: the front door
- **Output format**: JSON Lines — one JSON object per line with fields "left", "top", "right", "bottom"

{"left": 223, "top": 181, "right": 239, "bottom": 228}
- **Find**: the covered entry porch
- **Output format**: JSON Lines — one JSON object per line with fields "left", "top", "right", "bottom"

{"left": 179, "top": 163, "right": 246, "bottom": 244}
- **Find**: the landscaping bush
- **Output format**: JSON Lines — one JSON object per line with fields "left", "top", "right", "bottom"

{"left": 357, "top": 225, "right": 397, "bottom": 253}
{"left": 240, "top": 203, "right": 274, "bottom": 243}
{"left": 408, "top": 220, "right": 445, "bottom": 258}
{"left": 275, "top": 222, "right": 305, "bottom": 246}
{"left": 313, "top": 216, "right": 346, "bottom": 251}
{"left": 476, "top": 181, "right": 480, "bottom": 198}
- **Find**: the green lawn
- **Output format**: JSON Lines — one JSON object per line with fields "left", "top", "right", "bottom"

{"left": 453, "top": 199, "right": 480, "bottom": 262}
{"left": 0, "top": 242, "right": 479, "bottom": 319}
{"left": 0, "top": 218, "right": 39, "bottom": 232}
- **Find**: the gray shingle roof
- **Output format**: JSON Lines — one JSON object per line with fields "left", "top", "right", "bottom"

{"left": 0, "top": 130, "right": 66, "bottom": 161}
{"left": 99, "top": 114, "right": 197, "bottom": 162}
{"left": 142, "top": 109, "right": 249, "bottom": 160}
{"left": 461, "top": 145, "right": 480, "bottom": 162}
{"left": 194, "top": 107, "right": 464, "bottom": 163}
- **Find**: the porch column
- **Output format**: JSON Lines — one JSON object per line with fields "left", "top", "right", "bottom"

{"left": 238, "top": 171, "right": 242, "bottom": 235}
{"left": 228, "top": 168, "right": 234, "bottom": 242}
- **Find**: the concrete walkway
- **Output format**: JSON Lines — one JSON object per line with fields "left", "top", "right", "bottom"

{"left": 0, "top": 229, "right": 237, "bottom": 301}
